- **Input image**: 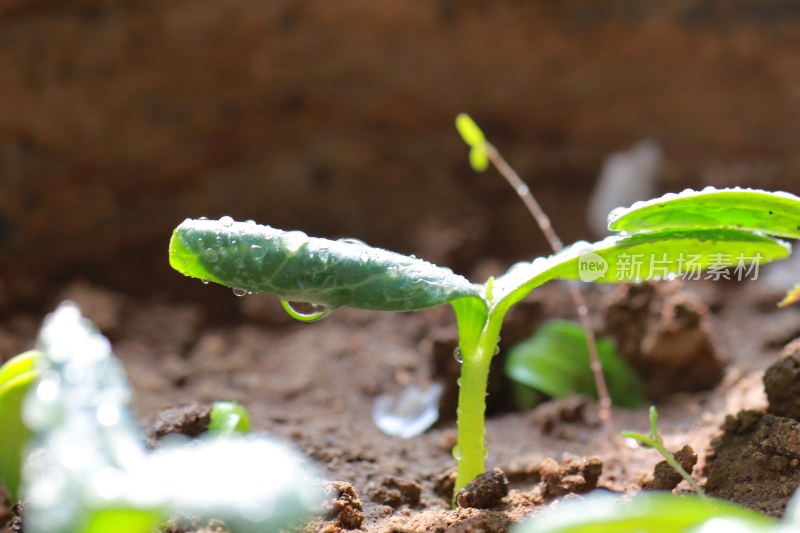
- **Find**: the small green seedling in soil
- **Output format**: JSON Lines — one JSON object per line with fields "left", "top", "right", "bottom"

{"left": 504, "top": 320, "right": 645, "bottom": 409}
{"left": 512, "top": 490, "right": 777, "bottom": 533}
{"left": 208, "top": 401, "right": 252, "bottom": 436}
{"left": 622, "top": 405, "right": 705, "bottom": 497}
{"left": 0, "top": 350, "right": 41, "bottom": 502}
{"left": 1, "top": 302, "right": 321, "bottom": 533}
{"left": 170, "top": 189, "right": 794, "bottom": 494}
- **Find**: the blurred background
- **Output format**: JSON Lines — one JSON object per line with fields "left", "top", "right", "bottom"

{"left": 2, "top": 0, "right": 800, "bottom": 314}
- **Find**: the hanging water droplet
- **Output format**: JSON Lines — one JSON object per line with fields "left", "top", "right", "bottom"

{"left": 372, "top": 383, "right": 443, "bottom": 439}
{"left": 280, "top": 300, "right": 336, "bottom": 322}
{"left": 203, "top": 248, "right": 219, "bottom": 263}
{"left": 451, "top": 445, "right": 462, "bottom": 460}
{"left": 338, "top": 237, "right": 367, "bottom": 246}
{"left": 493, "top": 346, "right": 500, "bottom": 356}
{"left": 453, "top": 347, "right": 463, "bottom": 363}
{"left": 219, "top": 215, "right": 234, "bottom": 226}
{"left": 201, "top": 279, "right": 209, "bottom": 285}
{"left": 232, "top": 287, "right": 248, "bottom": 297}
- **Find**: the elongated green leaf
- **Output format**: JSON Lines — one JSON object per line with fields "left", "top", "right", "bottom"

{"left": 0, "top": 351, "right": 41, "bottom": 502}
{"left": 608, "top": 187, "right": 800, "bottom": 239}
{"left": 491, "top": 228, "right": 790, "bottom": 317}
{"left": 513, "top": 492, "right": 777, "bottom": 533}
{"left": 170, "top": 218, "right": 483, "bottom": 312}
{"left": 505, "top": 320, "right": 644, "bottom": 407}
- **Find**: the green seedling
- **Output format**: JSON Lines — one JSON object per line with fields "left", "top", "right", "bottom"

{"left": 512, "top": 491, "right": 777, "bottom": 533}
{"left": 11, "top": 302, "right": 321, "bottom": 533}
{"left": 505, "top": 320, "right": 645, "bottom": 409}
{"left": 0, "top": 350, "right": 41, "bottom": 501}
{"left": 622, "top": 406, "right": 704, "bottom": 497}
{"left": 209, "top": 401, "right": 252, "bottom": 436}
{"left": 170, "top": 193, "right": 792, "bottom": 494}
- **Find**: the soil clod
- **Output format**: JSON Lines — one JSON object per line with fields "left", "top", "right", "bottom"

{"left": 146, "top": 403, "right": 212, "bottom": 448}
{"left": 764, "top": 339, "right": 800, "bottom": 420}
{"left": 706, "top": 410, "right": 800, "bottom": 517}
{"left": 642, "top": 444, "right": 698, "bottom": 491}
{"left": 323, "top": 481, "right": 365, "bottom": 530}
{"left": 603, "top": 281, "right": 724, "bottom": 399}
{"left": 540, "top": 456, "right": 603, "bottom": 498}
{"left": 455, "top": 468, "right": 510, "bottom": 509}
{"left": 368, "top": 476, "right": 422, "bottom": 508}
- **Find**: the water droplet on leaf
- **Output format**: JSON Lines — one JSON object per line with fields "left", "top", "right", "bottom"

{"left": 452, "top": 445, "right": 461, "bottom": 460}
{"left": 280, "top": 300, "right": 335, "bottom": 322}
{"left": 453, "top": 347, "right": 463, "bottom": 363}
{"left": 338, "top": 237, "right": 366, "bottom": 246}
{"left": 201, "top": 279, "right": 209, "bottom": 285}
{"left": 203, "top": 248, "right": 219, "bottom": 263}
{"left": 219, "top": 216, "right": 234, "bottom": 227}
{"left": 232, "top": 287, "right": 248, "bottom": 297}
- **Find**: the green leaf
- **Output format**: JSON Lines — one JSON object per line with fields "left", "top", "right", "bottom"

{"left": 505, "top": 320, "right": 645, "bottom": 407}
{"left": 455, "top": 113, "right": 486, "bottom": 147}
{"left": 169, "top": 218, "right": 484, "bottom": 312}
{"left": 469, "top": 147, "right": 490, "bottom": 172}
{"left": 209, "top": 401, "right": 252, "bottom": 436}
{"left": 513, "top": 492, "right": 777, "bottom": 533}
{"left": 0, "top": 350, "right": 41, "bottom": 502}
{"left": 491, "top": 228, "right": 790, "bottom": 317}
{"left": 82, "top": 509, "right": 161, "bottom": 533}
{"left": 608, "top": 187, "right": 800, "bottom": 239}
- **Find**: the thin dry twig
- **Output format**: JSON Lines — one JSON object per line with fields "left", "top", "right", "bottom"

{"left": 485, "top": 144, "right": 613, "bottom": 427}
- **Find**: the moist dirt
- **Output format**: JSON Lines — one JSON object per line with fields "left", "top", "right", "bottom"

{"left": 1, "top": 273, "right": 800, "bottom": 532}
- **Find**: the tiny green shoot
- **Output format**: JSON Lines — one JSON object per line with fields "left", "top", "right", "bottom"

{"left": 208, "top": 401, "right": 252, "bottom": 436}
{"left": 622, "top": 405, "right": 705, "bottom": 497}
{"left": 504, "top": 320, "right": 645, "bottom": 408}
{"left": 170, "top": 190, "right": 793, "bottom": 494}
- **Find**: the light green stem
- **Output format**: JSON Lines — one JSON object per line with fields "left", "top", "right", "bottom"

{"left": 454, "top": 312, "right": 503, "bottom": 495}
{"left": 621, "top": 431, "right": 706, "bottom": 498}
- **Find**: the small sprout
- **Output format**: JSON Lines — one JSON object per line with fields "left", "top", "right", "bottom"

{"left": 455, "top": 113, "right": 489, "bottom": 172}
{"left": 209, "top": 401, "right": 252, "bottom": 436}
{"left": 622, "top": 406, "right": 705, "bottom": 497}
{"left": 504, "top": 320, "right": 645, "bottom": 408}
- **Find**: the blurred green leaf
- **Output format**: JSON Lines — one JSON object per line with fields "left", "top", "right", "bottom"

{"left": 209, "top": 401, "right": 252, "bottom": 436}
{"left": 505, "top": 320, "right": 645, "bottom": 407}
{"left": 0, "top": 350, "right": 41, "bottom": 502}
{"left": 513, "top": 491, "right": 777, "bottom": 533}
{"left": 779, "top": 283, "right": 800, "bottom": 308}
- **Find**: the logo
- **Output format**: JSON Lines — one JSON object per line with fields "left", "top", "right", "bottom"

{"left": 578, "top": 250, "right": 608, "bottom": 282}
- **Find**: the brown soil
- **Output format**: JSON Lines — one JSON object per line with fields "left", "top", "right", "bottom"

{"left": 2, "top": 272, "right": 799, "bottom": 532}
